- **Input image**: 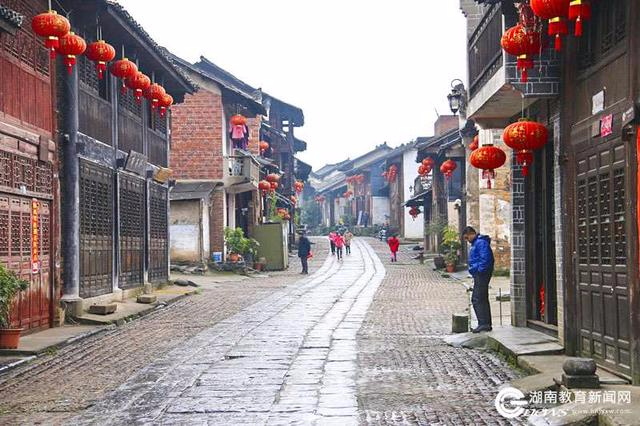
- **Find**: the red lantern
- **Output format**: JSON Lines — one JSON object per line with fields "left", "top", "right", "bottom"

{"left": 31, "top": 10, "right": 70, "bottom": 58}
{"left": 110, "top": 58, "right": 138, "bottom": 94}
{"left": 469, "top": 135, "right": 479, "bottom": 151}
{"left": 270, "top": 181, "right": 279, "bottom": 191}
{"left": 356, "top": 174, "right": 365, "bottom": 185}
{"left": 501, "top": 24, "right": 542, "bottom": 83}
{"left": 409, "top": 206, "right": 421, "bottom": 220}
{"left": 530, "top": 0, "right": 570, "bottom": 51}
{"left": 230, "top": 114, "right": 247, "bottom": 126}
{"left": 418, "top": 164, "right": 427, "bottom": 176}
{"left": 422, "top": 157, "right": 435, "bottom": 174}
{"left": 57, "top": 32, "right": 86, "bottom": 75}
{"left": 470, "top": 146, "right": 507, "bottom": 189}
{"left": 159, "top": 93, "right": 173, "bottom": 118}
{"left": 266, "top": 173, "right": 280, "bottom": 183}
{"left": 503, "top": 119, "right": 549, "bottom": 177}
{"left": 290, "top": 195, "right": 297, "bottom": 205}
{"left": 294, "top": 181, "right": 304, "bottom": 194}
{"left": 259, "top": 141, "right": 270, "bottom": 154}
{"left": 258, "top": 180, "right": 271, "bottom": 194}
{"left": 144, "top": 83, "right": 166, "bottom": 112}
{"left": 85, "top": 40, "right": 116, "bottom": 80}
{"left": 440, "top": 159, "right": 457, "bottom": 180}
{"left": 569, "top": 0, "right": 591, "bottom": 36}
{"left": 125, "top": 72, "right": 151, "bottom": 104}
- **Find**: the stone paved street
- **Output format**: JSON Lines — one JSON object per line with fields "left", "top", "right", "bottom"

{"left": 359, "top": 239, "right": 523, "bottom": 425}
{"left": 0, "top": 238, "right": 522, "bottom": 425}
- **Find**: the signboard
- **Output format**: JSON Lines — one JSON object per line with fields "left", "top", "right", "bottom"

{"left": 31, "top": 199, "right": 40, "bottom": 274}
{"left": 601, "top": 114, "right": 613, "bottom": 137}
{"left": 124, "top": 151, "right": 148, "bottom": 176}
{"left": 592, "top": 90, "right": 605, "bottom": 115}
{"left": 153, "top": 167, "right": 173, "bottom": 183}
{"left": 622, "top": 106, "right": 636, "bottom": 126}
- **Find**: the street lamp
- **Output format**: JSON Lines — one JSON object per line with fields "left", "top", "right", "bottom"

{"left": 447, "top": 79, "right": 467, "bottom": 115}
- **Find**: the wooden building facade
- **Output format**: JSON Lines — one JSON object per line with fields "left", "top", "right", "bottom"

{"left": 0, "top": 0, "right": 58, "bottom": 332}
{"left": 55, "top": 1, "right": 193, "bottom": 307}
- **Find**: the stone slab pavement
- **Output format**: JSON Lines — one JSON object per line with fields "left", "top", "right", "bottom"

{"left": 69, "top": 238, "right": 386, "bottom": 425}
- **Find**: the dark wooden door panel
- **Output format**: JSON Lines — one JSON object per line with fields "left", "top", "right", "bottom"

{"left": 79, "top": 160, "right": 114, "bottom": 299}
{"left": 148, "top": 183, "right": 168, "bottom": 283}
{"left": 575, "top": 139, "right": 631, "bottom": 376}
{"left": 118, "top": 173, "right": 144, "bottom": 289}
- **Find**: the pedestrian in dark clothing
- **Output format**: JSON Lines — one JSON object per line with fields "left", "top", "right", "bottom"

{"left": 298, "top": 233, "right": 312, "bottom": 274}
{"left": 463, "top": 226, "right": 494, "bottom": 333}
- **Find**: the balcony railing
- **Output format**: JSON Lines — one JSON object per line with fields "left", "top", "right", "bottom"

{"left": 468, "top": 4, "right": 504, "bottom": 98}
{"left": 225, "top": 153, "right": 259, "bottom": 192}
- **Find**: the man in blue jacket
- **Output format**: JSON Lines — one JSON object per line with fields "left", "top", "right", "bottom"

{"left": 463, "top": 226, "right": 494, "bottom": 333}
{"left": 298, "top": 232, "right": 312, "bottom": 275}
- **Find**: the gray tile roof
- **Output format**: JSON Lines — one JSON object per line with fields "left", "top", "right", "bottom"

{"left": 0, "top": 5, "right": 24, "bottom": 30}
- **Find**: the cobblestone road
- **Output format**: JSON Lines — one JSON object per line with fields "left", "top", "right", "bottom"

{"left": 0, "top": 240, "right": 328, "bottom": 425}
{"left": 358, "top": 238, "right": 522, "bottom": 425}
{"left": 0, "top": 237, "right": 522, "bottom": 425}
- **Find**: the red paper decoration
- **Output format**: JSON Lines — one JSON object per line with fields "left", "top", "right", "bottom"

{"left": 258, "top": 180, "right": 271, "bottom": 194}
{"left": 569, "top": 0, "right": 591, "bottom": 36}
{"left": 422, "top": 157, "right": 435, "bottom": 174}
{"left": 159, "top": 93, "right": 173, "bottom": 117}
{"left": 470, "top": 146, "right": 507, "bottom": 189}
{"left": 440, "top": 159, "right": 457, "bottom": 180}
{"left": 57, "top": 32, "right": 86, "bottom": 75}
{"left": 469, "top": 135, "right": 479, "bottom": 151}
{"left": 31, "top": 10, "right": 70, "bottom": 58}
{"left": 110, "top": 58, "right": 138, "bottom": 94}
{"left": 125, "top": 72, "right": 151, "bottom": 104}
{"left": 409, "top": 206, "right": 421, "bottom": 220}
{"left": 530, "top": 0, "right": 570, "bottom": 51}
{"left": 385, "top": 165, "right": 398, "bottom": 182}
{"left": 501, "top": 24, "right": 542, "bottom": 82}
{"left": 144, "top": 83, "right": 166, "bottom": 111}
{"left": 266, "top": 173, "right": 280, "bottom": 183}
{"left": 85, "top": 40, "right": 116, "bottom": 80}
{"left": 230, "top": 114, "right": 247, "bottom": 126}
{"left": 503, "top": 119, "right": 549, "bottom": 177}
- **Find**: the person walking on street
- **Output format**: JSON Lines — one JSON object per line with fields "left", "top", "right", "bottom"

{"left": 328, "top": 231, "right": 336, "bottom": 256}
{"left": 387, "top": 234, "right": 400, "bottom": 262}
{"left": 334, "top": 233, "right": 345, "bottom": 261}
{"left": 463, "top": 226, "right": 495, "bottom": 333}
{"left": 298, "top": 232, "right": 312, "bottom": 275}
{"left": 344, "top": 230, "right": 353, "bottom": 255}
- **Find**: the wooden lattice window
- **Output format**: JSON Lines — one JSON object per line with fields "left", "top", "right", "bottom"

{"left": 578, "top": 0, "right": 627, "bottom": 70}
{"left": 148, "top": 183, "right": 168, "bottom": 282}
{"left": 118, "top": 173, "right": 145, "bottom": 289}
{"left": 0, "top": 0, "right": 50, "bottom": 76}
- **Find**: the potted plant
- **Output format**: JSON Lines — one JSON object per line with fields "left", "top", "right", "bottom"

{"left": 224, "top": 227, "right": 259, "bottom": 264}
{"left": 441, "top": 226, "right": 462, "bottom": 273}
{"left": 426, "top": 219, "right": 447, "bottom": 268}
{"left": 0, "top": 265, "right": 29, "bottom": 349}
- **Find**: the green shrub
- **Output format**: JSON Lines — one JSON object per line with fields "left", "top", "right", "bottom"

{"left": 0, "top": 265, "right": 29, "bottom": 328}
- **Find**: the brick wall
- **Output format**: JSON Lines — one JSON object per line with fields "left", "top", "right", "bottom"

{"left": 551, "top": 102, "right": 565, "bottom": 345}
{"left": 434, "top": 115, "right": 460, "bottom": 137}
{"left": 170, "top": 89, "right": 224, "bottom": 180}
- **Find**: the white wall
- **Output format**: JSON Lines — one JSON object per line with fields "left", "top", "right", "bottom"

{"left": 371, "top": 196, "right": 390, "bottom": 226}
{"left": 402, "top": 149, "right": 424, "bottom": 239}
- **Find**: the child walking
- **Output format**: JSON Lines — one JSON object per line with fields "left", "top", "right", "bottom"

{"left": 328, "top": 231, "right": 336, "bottom": 256}
{"left": 334, "top": 233, "right": 345, "bottom": 261}
{"left": 387, "top": 234, "right": 400, "bottom": 262}
{"left": 344, "top": 230, "right": 353, "bottom": 255}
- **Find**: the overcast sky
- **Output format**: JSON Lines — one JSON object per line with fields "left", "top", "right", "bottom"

{"left": 116, "top": 1, "right": 467, "bottom": 169}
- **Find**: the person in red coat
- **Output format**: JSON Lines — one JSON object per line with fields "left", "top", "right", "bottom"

{"left": 387, "top": 234, "right": 400, "bottom": 262}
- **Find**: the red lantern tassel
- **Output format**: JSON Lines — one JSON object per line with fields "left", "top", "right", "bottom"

{"left": 569, "top": 1, "right": 591, "bottom": 37}
{"left": 120, "top": 81, "right": 127, "bottom": 95}
{"left": 517, "top": 55, "right": 534, "bottom": 83}
{"left": 548, "top": 18, "right": 568, "bottom": 51}
{"left": 96, "top": 62, "right": 106, "bottom": 80}
{"left": 46, "top": 37, "right": 59, "bottom": 59}
{"left": 64, "top": 56, "right": 76, "bottom": 75}
{"left": 135, "top": 89, "right": 143, "bottom": 104}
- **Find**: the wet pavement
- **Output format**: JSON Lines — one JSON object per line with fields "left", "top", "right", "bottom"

{"left": 0, "top": 237, "right": 522, "bottom": 425}
{"left": 72, "top": 239, "right": 385, "bottom": 425}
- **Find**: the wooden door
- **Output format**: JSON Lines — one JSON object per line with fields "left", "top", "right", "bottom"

{"left": 0, "top": 195, "right": 51, "bottom": 331}
{"left": 148, "top": 183, "right": 168, "bottom": 283}
{"left": 118, "top": 173, "right": 145, "bottom": 289}
{"left": 575, "top": 139, "right": 631, "bottom": 376}
{"left": 79, "top": 160, "right": 114, "bottom": 299}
